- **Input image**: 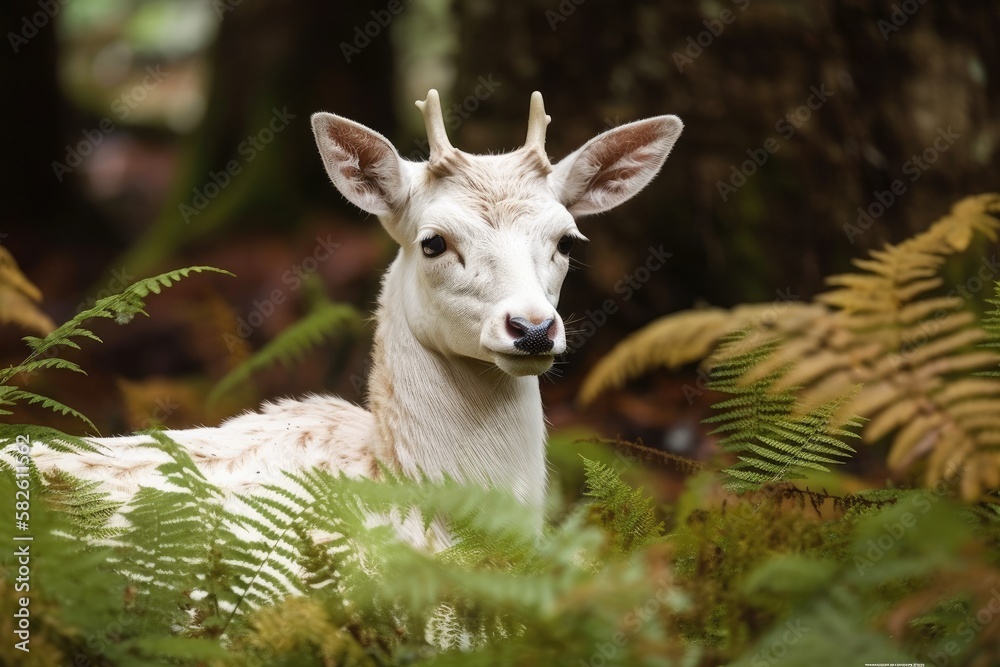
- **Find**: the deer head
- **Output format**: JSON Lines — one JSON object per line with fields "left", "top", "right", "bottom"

{"left": 311, "top": 91, "right": 682, "bottom": 378}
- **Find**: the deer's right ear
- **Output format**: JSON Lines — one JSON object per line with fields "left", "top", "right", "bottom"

{"left": 311, "top": 112, "right": 408, "bottom": 217}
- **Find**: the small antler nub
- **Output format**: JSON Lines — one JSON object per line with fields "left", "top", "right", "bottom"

{"left": 415, "top": 89, "right": 462, "bottom": 176}
{"left": 524, "top": 91, "right": 552, "bottom": 173}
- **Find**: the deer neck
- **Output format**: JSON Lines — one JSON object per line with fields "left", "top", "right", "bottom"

{"left": 366, "top": 254, "right": 547, "bottom": 511}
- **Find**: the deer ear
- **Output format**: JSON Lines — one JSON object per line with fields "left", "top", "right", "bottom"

{"left": 551, "top": 115, "right": 683, "bottom": 217}
{"left": 311, "top": 112, "right": 408, "bottom": 217}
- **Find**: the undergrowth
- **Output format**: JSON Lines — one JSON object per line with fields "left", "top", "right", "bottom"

{"left": 2, "top": 198, "right": 1000, "bottom": 665}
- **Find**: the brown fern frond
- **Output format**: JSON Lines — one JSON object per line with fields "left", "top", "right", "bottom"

{"left": 580, "top": 193, "right": 1000, "bottom": 500}
{"left": 0, "top": 245, "right": 55, "bottom": 335}
{"left": 578, "top": 303, "right": 825, "bottom": 404}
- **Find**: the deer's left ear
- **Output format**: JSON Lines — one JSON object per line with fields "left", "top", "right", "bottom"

{"left": 551, "top": 116, "right": 683, "bottom": 217}
{"left": 311, "top": 112, "right": 409, "bottom": 217}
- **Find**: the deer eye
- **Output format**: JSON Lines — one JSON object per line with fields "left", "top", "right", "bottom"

{"left": 556, "top": 235, "right": 576, "bottom": 256}
{"left": 421, "top": 234, "right": 447, "bottom": 258}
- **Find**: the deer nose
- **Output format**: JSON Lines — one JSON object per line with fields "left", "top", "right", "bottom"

{"left": 507, "top": 316, "right": 555, "bottom": 354}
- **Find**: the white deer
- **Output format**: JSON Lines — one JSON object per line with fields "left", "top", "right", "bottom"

{"left": 20, "top": 90, "right": 682, "bottom": 538}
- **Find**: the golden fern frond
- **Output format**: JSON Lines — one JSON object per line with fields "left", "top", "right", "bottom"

{"left": 580, "top": 193, "right": 1000, "bottom": 499}
{"left": 577, "top": 303, "right": 825, "bottom": 404}
{"left": 0, "top": 245, "right": 55, "bottom": 335}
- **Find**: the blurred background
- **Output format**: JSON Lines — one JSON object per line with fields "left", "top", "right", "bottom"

{"left": 2, "top": 0, "right": 999, "bottom": 476}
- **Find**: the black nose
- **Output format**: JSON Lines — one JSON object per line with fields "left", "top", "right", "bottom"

{"left": 508, "top": 317, "right": 555, "bottom": 354}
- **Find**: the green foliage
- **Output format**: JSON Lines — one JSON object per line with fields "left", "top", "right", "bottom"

{"left": 208, "top": 296, "right": 361, "bottom": 407}
{"left": 704, "top": 331, "right": 863, "bottom": 492}
{"left": 3, "top": 436, "right": 691, "bottom": 666}
{"left": 978, "top": 280, "right": 1000, "bottom": 376}
{"left": 669, "top": 480, "right": 998, "bottom": 665}
{"left": 0, "top": 266, "right": 232, "bottom": 431}
{"left": 42, "top": 471, "right": 124, "bottom": 540}
{"left": 582, "top": 194, "right": 1000, "bottom": 500}
{"left": 8, "top": 221, "right": 1000, "bottom": 666}
{"left": 8, "top": 422, "right": 1000, "bottom": 666}
{"left": 582, "top": 456, "right": 665, "bottom": 557}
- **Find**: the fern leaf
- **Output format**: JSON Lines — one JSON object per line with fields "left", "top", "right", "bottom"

{"left": 0, "top": 265, "right": 231, "bottom": 429}
{"left": 977, "top": 280, "right": 1000, "bottom": 377}
{"left": 581, "top": 193, "right": 1000, "bottom": 499}
{"left": 0, "top": 388, "right": 97, "bottom": 431}
{"left": 208, "top": 299, "right": 361, "bottom": 406}
{"left": 0, "top": 245, "right": 56, "bottom": 335}
{"left": 16, "top": 266, "right": 232, "bottom": 362}
{"left": 578, "top": 303, "right": 825, "bottom": 404}
{"left": 581, "top": 457, "right": 665, "bottom": 556}
{"left": 701, "top": 331, "right": 862, "bottom": 493}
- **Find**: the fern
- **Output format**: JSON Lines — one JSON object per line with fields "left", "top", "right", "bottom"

{"left": 4, "top": 426, "right": 698, "bottom": 664}
{"left": 208, "top": 297, "right": 361, "bottom": 407}
{"left": 0, "top": 245, "right": 55, "bottom": 335}
{"left": 120, "top": 432, "right": 305, "bottom": 637}
{"left": 41, "top": 470, "right": 125, "bottom": 539}
{"left": 11, "top": 424, "right": 1000, "bottom": 665}
{"left": 581, "top": 193, "right": 1000, "bottom": 499}
{"left": 704, "top": 332, "right": 863, "bottom": 492}
{"left": 979, "top": 280, "right": 1000, "bottom": 376}
{"left": 582, "top": 456, "right": 666, "bottom": 556}
{"left": 0, "top": 266, "right": 232, "bottom": 430}
{"left": 0, "top": 425, "right": 103, "bottom": 466}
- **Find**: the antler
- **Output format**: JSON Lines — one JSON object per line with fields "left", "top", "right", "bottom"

{"left": 523, "top": 91, "right": 552, "bottom": 174}
{"left": 415, "top": 89, "right": 464, "bottom": 176}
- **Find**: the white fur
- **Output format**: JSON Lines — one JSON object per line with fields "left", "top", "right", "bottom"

{"left": 16, "top": 92, "right": 683, "bottom": 542}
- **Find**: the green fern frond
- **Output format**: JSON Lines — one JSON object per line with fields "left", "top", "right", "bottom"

{"left": 0, "top": 468, "right": 164, "bottom": 666}
{"left": 580, "top": 194, "right": 1000, "bottom": 500}
{"left": 14, "top": 266, "right": 233, "bottom": 364}
{"left": 117, "top": 431, "right": 296, "bottom": 636}
{"left": 978, "top": 280, "right": 1000, "bottom": 377}
{"left": 581, "top": 457, "right": 665, "bottom": 557}
{"left": 41, "top": 470, "right": 125, "bottom": 539}
{"left": 0, "top": 266, "right": 231, "bottom": 429}
{"left": 0, "top": 387, "right": 98, "bottom": 430}
{"left": 7, "top": 357, "right": 86, "bottom": 376}
{"left": 208, "top": 299, "right": 361, "bottom": 407}
{"left": 0, "top": 424, "right": 102, "bottom": 460}
{"left": 704, "top": 332, "right": 863, "bottom": 493}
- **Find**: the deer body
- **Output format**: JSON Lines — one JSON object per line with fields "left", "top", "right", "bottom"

{"left": 20, "top": 91, "right": 682, "bottom": 537}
